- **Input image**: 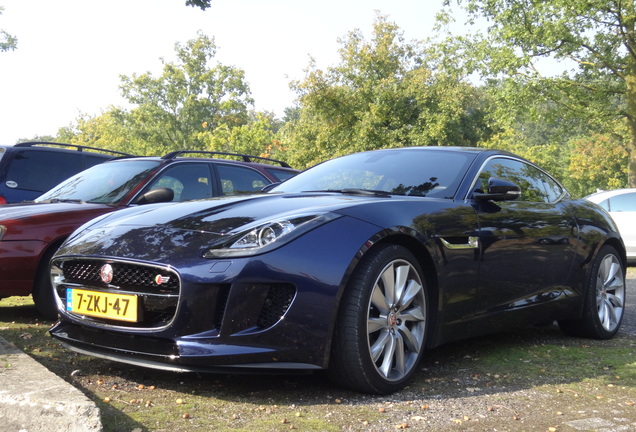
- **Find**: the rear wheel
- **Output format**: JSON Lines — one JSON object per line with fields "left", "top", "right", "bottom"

{"left": 328, "top": 244, "right": 428, "bottom": 394}
{"left": 558, "top": 245, "right": 625, "bottom": 339}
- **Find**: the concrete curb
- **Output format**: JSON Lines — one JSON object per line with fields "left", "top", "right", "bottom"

{"left": 0, "top": 336, "right": 102, "bottom": 432}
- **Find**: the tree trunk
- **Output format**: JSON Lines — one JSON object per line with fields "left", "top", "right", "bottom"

{"left": 627, "top": 66, "right": 636, "bottom": 187}
{"left": 627, "top": 7, "right": 636, "bottom": 188}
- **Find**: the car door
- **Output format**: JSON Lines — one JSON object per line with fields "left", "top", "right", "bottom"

{"left": 471, "top": 156, "right": 577, "bottom": 317}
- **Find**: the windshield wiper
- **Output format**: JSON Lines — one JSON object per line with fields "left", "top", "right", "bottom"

{"left": 305, "top": 189, "right": 392, "bottom": 198}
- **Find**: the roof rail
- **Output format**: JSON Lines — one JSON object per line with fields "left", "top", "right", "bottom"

{"left": 161, "top": 150, "right": 291, "bottom": 168}
{"left": 14, "top": 141, "right": 133, "bottom": 157}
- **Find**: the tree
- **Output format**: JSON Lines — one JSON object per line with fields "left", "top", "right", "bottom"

{"left": 475, "top": 78, "right": 603, "bottom": 193}
{"left": 437, "top": 0, "right": 636, "bottom": 187}
{"left": 567, "top": 126, "right": 629, "bottom": 196}
{"left": 198, "top": 111, "right": 287, "bottom": 159}
{"left": 57, "top": 110, "right": 140, "bottom": 155}
{"left": 118, "top": 33, "right": 254, "bottom": 154}
{"left": 185, "top": 0, "right": 211, "bottom": 10}
{"left": 0, "top": 6, "right": 17, "bottom": 52}
{"left": 281, "top": 14, "right": 492, "bottom": 168}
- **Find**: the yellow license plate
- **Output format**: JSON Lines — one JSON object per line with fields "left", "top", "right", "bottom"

{"left": 67, "top": 288, "right": 139, "bottom": 322}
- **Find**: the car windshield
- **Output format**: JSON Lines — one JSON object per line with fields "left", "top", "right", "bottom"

{"left": 36, "top": 160, "right": 161, "bottom": 204}
{"left": 271, "top": 148, "right": 476, "bottom": 198}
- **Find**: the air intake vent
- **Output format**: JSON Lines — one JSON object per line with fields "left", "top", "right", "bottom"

{"left": 257, "top": 284, "right": 296, "bottom": 329}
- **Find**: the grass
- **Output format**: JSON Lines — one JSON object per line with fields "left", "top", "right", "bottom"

{"left": 2, "top": 284, "right": 636, "bottom": 431}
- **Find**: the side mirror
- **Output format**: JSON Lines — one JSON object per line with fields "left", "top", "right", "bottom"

{"left": 473, "top": 177, "right": 521, "bottom": 202}
{"left": 135, "top": 188, "right": 175, "bottom": 204}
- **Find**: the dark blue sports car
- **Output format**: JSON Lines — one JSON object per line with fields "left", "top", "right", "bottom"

{"left": 49, "top": 147, "right": 626, "bottom": 394}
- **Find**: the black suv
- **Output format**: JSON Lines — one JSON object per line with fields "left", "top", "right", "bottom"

{"left": 0, "top": 141, "right": 131, "bottom": 204}
{"left": 0, "top": 150, "right": 298, "bottom": 318}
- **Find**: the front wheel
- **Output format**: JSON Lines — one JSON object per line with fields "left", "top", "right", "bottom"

{"left": 32, "top": 247, "right": 60, "bottom": 320}
{"left": 559, "top": 245, "right": 625, "bottom": 339}
{"left": 328, "top": 244, "right": 428, "bottom": 394}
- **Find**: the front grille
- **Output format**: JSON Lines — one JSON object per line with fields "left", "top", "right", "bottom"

{"left": 61, "top": 260, "right": 179, "bottom": 294}
{"left": 54, "top": 258, "right": 180, "bottom": 328}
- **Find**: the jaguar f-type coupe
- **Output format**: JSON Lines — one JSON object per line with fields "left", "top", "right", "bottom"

{"left": 49, "top": 146, "right": 626, "bottom": 394}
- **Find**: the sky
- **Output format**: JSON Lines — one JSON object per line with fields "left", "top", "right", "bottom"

{"left": 0, "top": 0, "right": 449, "bottom": 144}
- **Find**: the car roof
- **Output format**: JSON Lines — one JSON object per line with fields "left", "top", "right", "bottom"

{"left": 102, "top": 151, "right": 295, "bottom": 170}
{"left": 585, "top": 188, "right": 636, "bottom": 202}
{"left": 3, "top": 141, "right": 132, "bottom": 157}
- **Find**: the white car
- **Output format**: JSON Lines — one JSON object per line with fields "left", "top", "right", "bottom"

{"left": 586, "top": 188, "right": 636, "bottom": 260}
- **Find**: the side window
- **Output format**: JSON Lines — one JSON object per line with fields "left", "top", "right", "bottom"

{"left": 609, "top": 192, "right": 636, "bottom": 212}
{"left": 7, "top": 150, "right": 82, "bottom": 192}
{"left": 216, "top": 164, "right": 270, "bottom": 195}
{"left": 477, "top": 157, "right": 555, "bottom": 203}
{"left": 144, "top": 163, "right": 213, "bottom": 202}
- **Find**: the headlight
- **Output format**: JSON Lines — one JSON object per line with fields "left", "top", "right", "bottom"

{"left": 203, "top": 213, "right": 340, "bottom": 258}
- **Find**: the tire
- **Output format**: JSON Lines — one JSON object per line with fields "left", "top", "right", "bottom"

{"left": 558, "top": 245, "right": 625, "bottom": 339}
{"left": 32, "top": 247, "right": 60, "bottom": 320}
{"left": 328, "top": 244, "right": 428, "bottom": 394}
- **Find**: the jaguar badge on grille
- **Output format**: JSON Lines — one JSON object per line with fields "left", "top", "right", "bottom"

{"left": 100, "top": 264, "right": 114, "bottom": 283}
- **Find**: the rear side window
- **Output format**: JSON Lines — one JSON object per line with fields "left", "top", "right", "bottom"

{"left": 5, "top": 150, "right": 83, "bottom": 193}
{"left": 476, "top": 157, "right": 564, "bottom": 203}
{"left": 596, "top": 199, "right": 610, "bottom": 211}
{"left": 608, "top": 192, "right": 636, "bottom": 212}
{"left": 217, "top": 164, "right": 270, "bottom": 195}
{"left": 265, "top": 167, "right": 297, "bottom": 182}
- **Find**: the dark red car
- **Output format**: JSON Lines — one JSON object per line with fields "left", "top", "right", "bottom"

{"left": 0, "top": 151, "right": 297, "bottom": 318}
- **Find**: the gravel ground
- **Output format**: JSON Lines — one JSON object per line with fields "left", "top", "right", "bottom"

{"left": 3, "top": 270, "right": 636, "bottom": 432}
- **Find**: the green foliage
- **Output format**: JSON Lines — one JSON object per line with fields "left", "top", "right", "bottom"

{"left": 198, "top": 111, "right": 287, "bottom": 159}
{"left": 0, "top": 6, "right": 17, "bottom": 52}
{"left": 437, "top": 0, "right": 636, "bottom": 187}
{"left": 281, "top": 14, "right": 493, "bottom": 169}
{"left": 567, "top": 130, "right": 629, "bottom": 197}
{"left": 57, "top": 110, "right": 142, "bottom": 155}
{"left": 118, "top": 32, "right": 253, "bottom": 154}
{"left": 15, "top": 135, "right": 57, "bottom": 144}
{"left": 185, "top": 0, "right": 211, "bottom": 10}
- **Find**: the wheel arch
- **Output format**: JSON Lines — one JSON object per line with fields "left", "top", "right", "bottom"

{"left": 602, "top": 236, "right": 627, "bottom": 270}
{"left": 329, "top": 228, "right": 440, "bottom": 354}
{"left": 581, "top": 235, "right": 628, "bottom": 286}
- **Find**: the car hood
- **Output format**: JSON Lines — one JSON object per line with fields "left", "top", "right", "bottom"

{"left": 57, "top": 193, "right": 410, "bottom": 262}
{"left": 0, "top": 201, "right": 114, "bottom": 220}
{"left": 80, "top": 193, "right": 393, "bottom": 232}
{"left": 0, "top": 201, "right": 121, "bottom": 242}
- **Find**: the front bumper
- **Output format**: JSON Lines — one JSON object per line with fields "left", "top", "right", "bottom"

{"left": 49, "top": 216, "right": 382, "bottom": 371}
